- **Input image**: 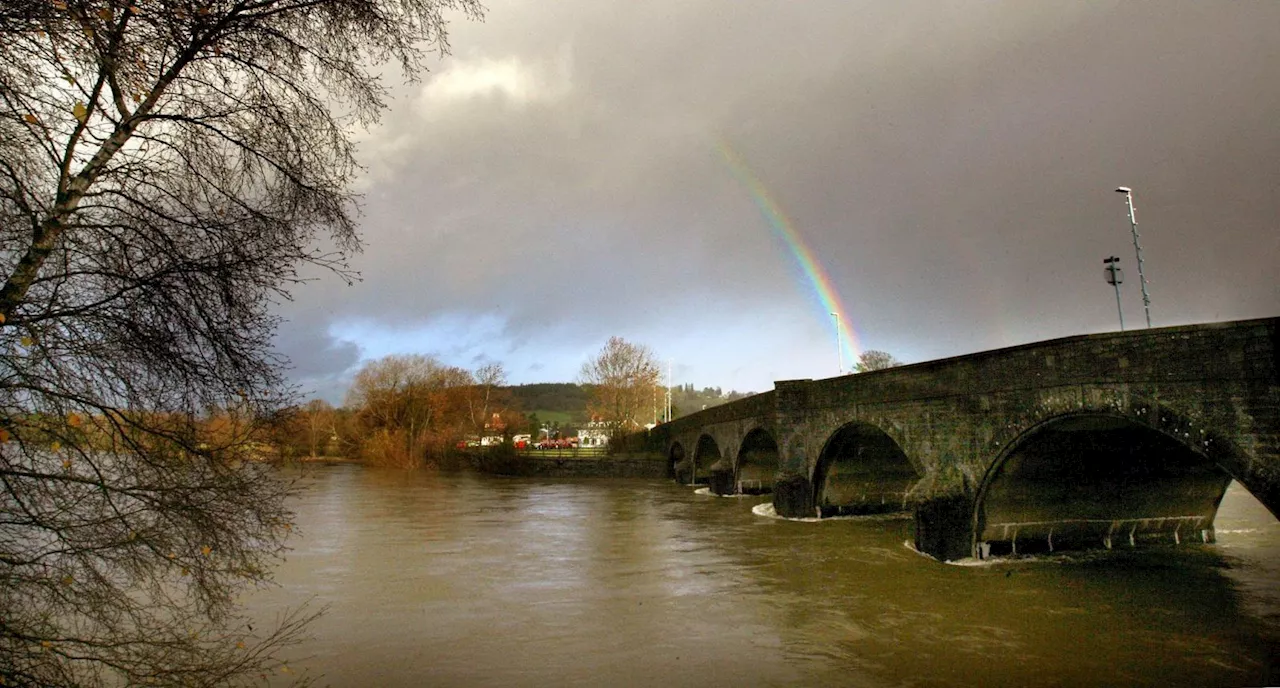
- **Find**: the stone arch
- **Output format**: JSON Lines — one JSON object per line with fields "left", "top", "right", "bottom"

{"left": 690, "top": 434, "right": 721, "bottom": 486}
{"left": 971, "top": 407, "right": 1259, "bottom": 558}
{"left": 709, "top": 427, "right": 779, "bottom": 495}
{"left": 812, "top": 421, "right": 921, "bottom": 517}
{"left": 667, "top": 441, "right": 686, "bottom": 481}
{"left": 736, "top": 427, "right": 780, "bottom": 494}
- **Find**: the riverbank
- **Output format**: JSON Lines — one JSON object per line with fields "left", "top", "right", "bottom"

{"left": 468, "top": 449, "right": 669, "bottom": 478}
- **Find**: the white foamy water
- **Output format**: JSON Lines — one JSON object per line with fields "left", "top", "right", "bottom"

{"left": 752, "top": 501, "right": 914, "bottom": 523}
{"left": 694, "top": 487, "right": 757, "bottom": 498}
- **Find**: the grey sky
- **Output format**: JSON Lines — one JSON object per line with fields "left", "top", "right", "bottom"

{"left": 274, "top": 0, "right": 1280, "bottom": 402}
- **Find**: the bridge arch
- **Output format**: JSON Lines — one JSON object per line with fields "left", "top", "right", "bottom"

{"left": 727, "top": 427, "right": 779, "bottom": 495}
{"left": 813, "top": 421, "right": 921, "bottom": 517}
{"left": 690, "top": 434, "right": 722, "bottom": 486}
{"left": 972, "top": 406, "right": 1259, "bottom": 557}
{"left": 667, "top": 441, "right": 686, "bottom": 481}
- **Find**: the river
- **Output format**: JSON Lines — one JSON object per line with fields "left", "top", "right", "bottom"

{"left": 245, "top": 465, "right": 1279, "bottom": 687}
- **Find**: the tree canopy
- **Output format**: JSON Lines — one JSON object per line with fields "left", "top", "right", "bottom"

{"left": 0, "top": 0, "right": 481, "bottom": 683}
{"left": 579, "top": 336, "right": 662, "bottom": 437}
{"left": 855, "top": 350, "right": 901, "bottom": 372}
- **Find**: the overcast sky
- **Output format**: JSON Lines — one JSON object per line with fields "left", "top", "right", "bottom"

{"left": 273, "top": 0, "right": 1280, "bottom": 403}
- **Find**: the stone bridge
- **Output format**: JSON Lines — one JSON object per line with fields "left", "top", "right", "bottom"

{"left": 636, "top": 317, "right": 1279, "bottom": 561}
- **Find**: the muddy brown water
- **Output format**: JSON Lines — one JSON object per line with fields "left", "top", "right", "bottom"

{"left": 246, "top": 465, "right": 1279, "bottom": 687}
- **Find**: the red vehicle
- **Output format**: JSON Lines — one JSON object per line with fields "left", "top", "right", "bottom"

{"left": 536, "top": 438, "right": 579, "bottom": 449}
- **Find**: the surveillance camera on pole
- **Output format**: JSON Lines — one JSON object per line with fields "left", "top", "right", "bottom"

{"left": 1114, "top": 186, "right": 1152, "bottom": 328}
{"left": 1103, "top": 256, "right": 1124, "bottom": 330}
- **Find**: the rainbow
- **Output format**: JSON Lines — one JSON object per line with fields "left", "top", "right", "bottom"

{"left": 716, "top": 139, "right": 862, "bottom": 370}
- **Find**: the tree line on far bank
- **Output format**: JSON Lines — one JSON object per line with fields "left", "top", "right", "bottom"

{"left": 262, "top": 343, "right": 900, "bottom": 467}
{"left": 262, "top": 337, "right": 672, "bottom": 467}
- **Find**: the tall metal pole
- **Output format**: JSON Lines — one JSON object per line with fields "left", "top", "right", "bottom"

{"left": 1112, "top": 268, "right": 1125, "bottom": 331}
{"left": 830, "top": 312, "right": 843, "bottom": 375}
{"left": 665, "top": 359, "right": 672, "bottom": 423}
{"left": 1116, "top": 187, "right": 1152, "bottom": 328}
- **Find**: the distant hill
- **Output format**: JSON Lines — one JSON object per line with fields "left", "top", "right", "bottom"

{"left": 503, "top": 382, "right": 754, "bottom": 425}
{"left": 506, "top": 383, "right": 592, "bottom": 420}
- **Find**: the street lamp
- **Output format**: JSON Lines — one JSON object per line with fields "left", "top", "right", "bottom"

{"left": 830, "top": 312, "right": 843, "bottom": 375}
{"left": 1115, "top": 187, "right": 1152, "bottom": 328}
{"left": 665, "top": 359, "right": 672, "bottom": 423}
{"left": 1103, "top": 256, "right": 1124, "bottom": 330}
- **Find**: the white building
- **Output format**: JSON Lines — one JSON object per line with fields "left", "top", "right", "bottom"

{"left": 577, "top": 419, "right": 610, "bottom": 448}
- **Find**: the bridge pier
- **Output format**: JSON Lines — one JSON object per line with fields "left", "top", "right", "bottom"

{"left": 913, "top": 495, "right": 976, "bottom": 561}
{"left": 672, "top": 458, "right": 695, "bottom": 485}
{"left": 708, "top": 460, "right": 735, "bottom": 496}
{"left": 773, "top": 472, "right": 814, "bottom": 518}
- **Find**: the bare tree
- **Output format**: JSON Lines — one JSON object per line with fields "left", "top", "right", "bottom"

{"left": 855, "top": 350, "right": 901, "bottom": 372}
{"left": 579, "top": 337, "right": 661, "bottom": 439}
{"left": 300, "top": 399, "right": 335, "bottom": 458}
{"left": 0, "top": 0, "right": 481, "bottom": 683}
{"left": 466, "top": 362, "right": 509, "bottom": 439}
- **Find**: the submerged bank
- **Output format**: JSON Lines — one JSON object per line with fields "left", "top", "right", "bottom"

{"left": 468, "top": 448, "right": 668, "bottom": 478}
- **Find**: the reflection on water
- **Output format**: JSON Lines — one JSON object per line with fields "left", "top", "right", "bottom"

{"left": 246, "top": 468, "right": 1279, "bottom": 687}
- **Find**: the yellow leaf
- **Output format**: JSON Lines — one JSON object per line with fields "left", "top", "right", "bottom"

{"left": 73, "top": 101, "right": 87, "bottom": 123}
{"left": 23, "top": 114, "right": 38, "bottom": 125}
{"left": 52, "top": 0, "right": 66, "bottom": 9}
{"left": 67, "top": 413, "right": 82, "bottom": 427}
{"left": 0, "top": 429, "right": 8, "bottom": 443}
{"left": 167, "top": 551, "right": 176, "bottom": 559}
{"left": 62, "top": 458, "right": 71, "bottom": 470}
{"left": 0, "top": 312, "right": 5, "bottom": 324}
{"left": 62, "top": 575, "right": 73, "bottom": 586}
{"left": 236, "top": 641, "right": 245, "bottom": 649}
{"left": 98, "top": 7, "right": 113, "bottom": 20}
{"left": 201, "top": 545, "right": 212, "bottom": 556}
{"left": 128, "top": 5, "right": 140, "bottom": 14}
{"left": 41, "top": 640, "right": 51, "bottom": 648}
{"left": 180, "top": 567, "right": 189, "bottom": 576}
{"left": 20, "top": 336, "right": 33, "bottom": 347}
{"left": 280, "top": 666, "right": 291, "bottom": 675}
{"left": 50, "top": 441, "right": 61, "bottom": 451}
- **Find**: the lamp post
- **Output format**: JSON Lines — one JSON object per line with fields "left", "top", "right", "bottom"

{"left": 665, "top": 359, "right": 672, "bottom": 423}
{"left": 830, "top": 312, "right": 843, "bottom": 375}
{"left": 1115, "top": 187, "right": 1152, "bottom": 328}
{"left": 1103, "top": 256, "right": 1124, "bottom": 330}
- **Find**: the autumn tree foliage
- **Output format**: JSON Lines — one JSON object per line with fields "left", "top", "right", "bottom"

{"left": 344, "top": 356, "right": 522, "bottom": 467}
{"left": 0, "top": 0, "right": 481, "bottom": 683}
{"left": 579, "top": 336, "right": 662, "bottom": 438}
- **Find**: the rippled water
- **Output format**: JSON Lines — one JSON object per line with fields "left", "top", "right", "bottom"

{"left": 246, "top": 466, "right": 1279, "bottom": 687}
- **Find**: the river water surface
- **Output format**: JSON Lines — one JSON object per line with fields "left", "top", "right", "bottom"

{"left": 246, "top": 465, "right": 1278, "bottom": 687}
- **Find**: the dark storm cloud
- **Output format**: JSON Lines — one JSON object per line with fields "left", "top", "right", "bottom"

{"left": 272, "top": 301, "right": 362, "bottom": 400}
{"left": 273, "top": 0, "right": 1280, "bottom": 395}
